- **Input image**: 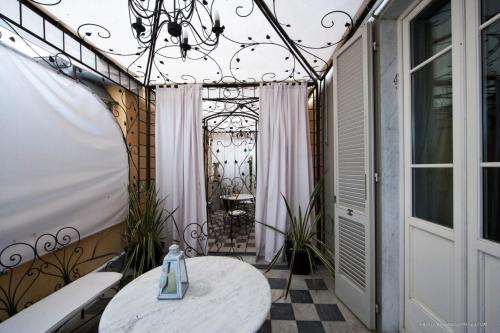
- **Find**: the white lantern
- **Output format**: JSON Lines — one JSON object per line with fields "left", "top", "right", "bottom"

{"left": 158, "top": 244, "right": 189, "bottom": 300}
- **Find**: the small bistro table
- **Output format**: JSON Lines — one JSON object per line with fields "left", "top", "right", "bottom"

{"left": 219, "top": 193, "right": 255, "bottom": 202}
{"left": 99, "top": 256, "right": 271, "bottom": 333}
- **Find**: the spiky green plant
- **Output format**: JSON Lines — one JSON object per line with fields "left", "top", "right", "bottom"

{"left": 123, "top": 186, "right": 177, "bottom": 279}
{"left": 257, "top": 181, "right": 335, "bottom": 298}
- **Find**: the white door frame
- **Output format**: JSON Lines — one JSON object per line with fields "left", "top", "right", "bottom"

{"left": 466, "top": 1, "right": 500, "bottom": 331}
{"left": 399, "top": 0, "right": 467, "bottom": 331}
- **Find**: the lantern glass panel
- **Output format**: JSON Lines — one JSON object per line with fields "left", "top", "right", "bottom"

{"left": 180, "top": 257, "right": 189, "bottom": 294}
{"left": 163, "top": 262, "right": 177, "bottom": 294}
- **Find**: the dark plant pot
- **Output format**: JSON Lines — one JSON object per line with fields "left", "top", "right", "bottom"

{"left": 285, "top": 241, "right": 311, "bottom": 275}
{"left": 125, "top": 242, "right": 165, "bottom": 273}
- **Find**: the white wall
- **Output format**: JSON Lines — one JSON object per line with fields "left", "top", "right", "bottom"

{"left": 372, "top": 1, "right": 423, "bottom": 331}
{"left": 374, "top": 18, "right": 403, "bottom": 333}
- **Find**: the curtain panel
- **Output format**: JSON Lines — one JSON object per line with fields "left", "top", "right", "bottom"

{"left": 255, "top": 83, "right": 313, "bottom": 262}
{"left": 0, "top": 45, "right": 129, "bottom": 256}
{"left": 155, "top": 85, "right": 207, "bottom": 256}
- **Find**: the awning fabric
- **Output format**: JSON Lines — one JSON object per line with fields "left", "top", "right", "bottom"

{"left": 0, "top": 44, "right": 128, "bottom": 255}
{"left": 1, "top": 0, "right": 364, "bottom": 85}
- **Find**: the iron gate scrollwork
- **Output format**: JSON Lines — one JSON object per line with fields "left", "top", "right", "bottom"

{"left": 0, "top": 227, "right": 120, "bottom": 321}
{"left": 201, "top": 93, "right": 259, "bottom": 255}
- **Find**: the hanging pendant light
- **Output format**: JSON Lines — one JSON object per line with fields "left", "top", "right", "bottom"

{"left": 129, "top": 0, "right": 225, "bottom": 61}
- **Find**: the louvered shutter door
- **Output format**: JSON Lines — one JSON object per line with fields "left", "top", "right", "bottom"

{"left": 337, "top": 38, "right": 366, "bottom": 212}
{"left": 333, "top": 24, "right": 375, "bottom": 330}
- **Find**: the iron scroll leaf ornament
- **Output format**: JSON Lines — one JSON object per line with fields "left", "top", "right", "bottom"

{"left": 173, "top": 221, "right": 209, "bottom": 258}
{"left": 34, "top": 227, "right": 120, "bottom": 287}
{"left": 148, "top": 14, "right": 310, "bottom": 84}
{"left": 203, "top": 97, "right": 258, "bottom": 205}
{"left": 75, "top": 22, "right": 149, "bottom": 82}
{"left": 0, "top": 242, "right": 40, "bottom": 318}
{"left": 176, "top": 221, "right": 244, "bottom": 259}
{"left": 0, "top": 18, "right": 76, "bottom": 75}
{"left": 0, "top": 227, "right": 120, "bottom": 320}
{"left": 206, "top": 131, "right": 257, "bottom": 201}
{"left": 27, "top": 0, "right": 347, "bottom": 84}
{"left": 222, "top": 0, "right": 354, "bottom": 76}
{"left": 25, "top": 0, "right": 62, "bottom": 5}
{"left": 269, "top": 0, "right": 354, "bottom": 75}
{"left": 110, "top": 88, "right": 142, "bottom": 191}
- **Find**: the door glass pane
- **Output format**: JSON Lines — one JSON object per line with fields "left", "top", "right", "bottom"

{"left": 411, "top": 0, "right": 451, "bottom": 68}
{"left": 412, "top": 168, "right": 453, "bottom": 227}
{"left": 482, "top": 0, "right": 500, "bottom": 23}
{"left": 411, "top": 51, "right": 453, "bottom": 164}
{"left": 482, "top": 20, "right": 500, "bottom": 162}
{"left": 483, "top": 168, "right": 500, "bottom": 242}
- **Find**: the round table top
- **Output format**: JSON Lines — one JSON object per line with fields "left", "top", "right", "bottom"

{"left": 220, "top": 193, "right": 255, "bottom": 201}
{"left": 99, "top": 256, "right": 271, "bottom": 333}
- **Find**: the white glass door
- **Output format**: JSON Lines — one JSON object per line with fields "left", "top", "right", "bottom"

{"left": 466, "top": 1, "right": 500, "bottom": 332}
{"left": 402, "top": 0, "right": 466, "bottom": 331}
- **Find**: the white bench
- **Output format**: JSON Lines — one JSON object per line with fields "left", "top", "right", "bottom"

{"left": 0, "top": 271, "right": 122, "bottom": 333}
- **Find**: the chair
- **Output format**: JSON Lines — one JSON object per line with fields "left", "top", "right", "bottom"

{"left": 221, "top": 197, "right": 247, "bottom": 248}
{"left": 239, "top": 195, "right": 254, "bottom": 231}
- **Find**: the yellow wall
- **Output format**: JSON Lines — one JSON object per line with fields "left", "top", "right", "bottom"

{"left": 0, "top": 223, "right": 125, "bottom": 321}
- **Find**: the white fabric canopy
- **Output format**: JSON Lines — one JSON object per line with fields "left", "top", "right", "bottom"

{"left": 4, "top": 0, "right": 364, "bottom": 84}
{"left": 0, "top": 44, "right": 129, "bottom": 254}
{"left": 254, "top": 83, "right": 313, "bottom": 262}
{"left": 155, "top": 85, "right": 207, "bottom": 256}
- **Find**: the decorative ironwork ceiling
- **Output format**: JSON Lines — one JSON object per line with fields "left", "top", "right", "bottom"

{"left": 14, "top": 0, "right": 364, "bottom": 85}
{"left": 202, "top": 86, "right": 259, "bottom": 132}
{"left": 203, "top": 101, "right": 258, "bottom": 132}
{"left": 262, "top": 0, "right": 361, "bottom": 77}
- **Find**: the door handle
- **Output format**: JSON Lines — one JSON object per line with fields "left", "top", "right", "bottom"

{"left": 347, "top": 209, "right": 353, "bottom": 216}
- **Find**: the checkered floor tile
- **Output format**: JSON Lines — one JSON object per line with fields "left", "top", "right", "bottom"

{"left": 258, "top": 274, "right": 352, "bottom": 333}
{"left": 61, "top": 257, "right": 366, "bottom": 333}
{"left": 207, "top": 208, "right": 256, "bottom": 254}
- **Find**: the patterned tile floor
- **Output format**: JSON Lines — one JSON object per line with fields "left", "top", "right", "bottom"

{"left": 249, "top": 257, "right": 371, "bottom": 333}
{"left": 64, "top": 256, "right": 371, "bottom": 333}
{"left": 207, "top": 208, "right": 256, "bottom": 254}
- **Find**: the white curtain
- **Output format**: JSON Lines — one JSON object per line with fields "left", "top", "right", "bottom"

{"left": 0, "top": 44, "right": 128, "bottom": 257}
{"left": 155, "top": 85, "right": 207, "bottom": 256}
{"left": 255, "top": 83, "right": 313, "bottom": 262}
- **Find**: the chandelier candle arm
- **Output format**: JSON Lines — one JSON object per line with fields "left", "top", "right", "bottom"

{"left": 214, "top": 10, "right": 220, "bottom": 27}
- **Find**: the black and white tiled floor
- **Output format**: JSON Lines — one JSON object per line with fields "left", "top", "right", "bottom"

{"left": 207, "top": 209, "right": 256, "bottom": 254}
{"left": 256, "top": 262, "right": 370, "bottom": 333}
{"left": 64, "top": 256, "right": 370, "bottom": 333}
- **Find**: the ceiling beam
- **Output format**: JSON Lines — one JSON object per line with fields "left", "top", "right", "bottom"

{"left": 144, "top": 0, "right": 163, "bottom": 86}
{"left": 151, "top": 81, "right": 315, "bottom": 89}
{"left": 16, "top": 0, "right": 142, "bottom": 90}
{"left": 254, "top": 0, "right": 319, "bottom": 82}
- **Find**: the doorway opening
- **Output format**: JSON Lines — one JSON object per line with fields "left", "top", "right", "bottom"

{"left": 202, "top": 87, "right": 259, "bottom": 255}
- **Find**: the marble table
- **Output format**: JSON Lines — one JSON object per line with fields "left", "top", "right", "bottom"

{"left": 220, "top": 193, "right": 255, "bottom": 202}
{"left": 99, "top": 256, "right": 271, "bottom": 333}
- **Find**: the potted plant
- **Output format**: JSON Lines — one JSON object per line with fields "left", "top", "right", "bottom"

{"left": 123, "top": 186, "right": 177, "bottom": 279}
{"left": 258, "top": 181, "right": 335, "bottom": 298}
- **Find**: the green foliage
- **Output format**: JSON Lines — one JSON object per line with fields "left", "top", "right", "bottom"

{"left": 257, "top": 180, "right": 335, "bottom": 298}
{"left": 123, "top": 186, "right": 176, "bottom": 279}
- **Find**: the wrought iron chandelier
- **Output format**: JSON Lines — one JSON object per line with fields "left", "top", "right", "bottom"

{"left": 128, "top": 0, "right": 225, "bottom": 61}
